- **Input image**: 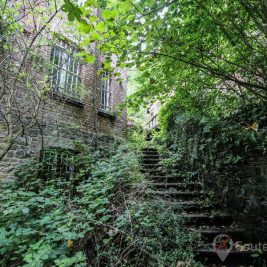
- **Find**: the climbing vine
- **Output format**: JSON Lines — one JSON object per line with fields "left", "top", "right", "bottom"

{"left": 157, "top": 102, "right": 267, "bottom": 183}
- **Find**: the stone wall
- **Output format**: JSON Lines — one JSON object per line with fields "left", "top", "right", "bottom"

{"left": 206, "top": 155, "right": 267, "bottom": 242}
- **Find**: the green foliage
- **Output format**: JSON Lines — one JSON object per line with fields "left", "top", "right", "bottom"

{"left": 62, "top": 0, "right": 83, "bottom": 21}
{"left": 94, "top": 199, "right": 201, "bottom": 267}
{"left": 127, "top": 122, "right": 147, "bottom": 149}
{"left": 0, "top": 144, "right": 142, "bottom": 266}
{"left": 159, "top": 103, "right": 267, "bottom": 181}
{"left": 0, "top": 142, "right": 200, "bottom": 266}
{"left": 61, "top": 0, "right": 267, "bottom": 109}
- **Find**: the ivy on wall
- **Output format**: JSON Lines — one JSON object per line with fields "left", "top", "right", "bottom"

{"left": 158, "top": 103, "right": 267, "bottom": 183}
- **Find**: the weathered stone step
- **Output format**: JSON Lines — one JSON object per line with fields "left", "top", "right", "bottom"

{"left": 143, "top": 153, "right": 160, "bottom": 158}
{"left": 196, "top": 228, "right": 245, "bottom": 242}
{"left": 142, "top": 150, "right": 159, "bottom": 155}
{"left": 174, "top": 201, "right": 213, "bottom": 212}
{"left": 143, "top": 154, "right": 159, "bottom": 157}
{"left": 142, "top": 148, "right": 158, "bottom": 152}
{"left": 142, "top": 155, "right": 160, "bottom": 160}
{"left": 142, "top": 163, "right": 162, "bottom": 168}
{"left": 142, "top": 169, "right": 166, "bottom": 176}
{"left": 145, "top": 199, "right": 212, "bottom": 212}
{"left": 194, "top": 248, "right": 259, "bottom": 265}
{"left": 182, "top": 214, "right": 233, "bottom": 226}
{"left": 145, "top": 190, "right": 205, "bottom": 200}
{"left": 142, "top": 158, "right": 160, "bottom": 164}
{"left": 141, "top": 168, "right": 164, "bottom": 175}
{"left": 148, "top": 175, "right": 187, "bottom": 182}
{"left": 143, "top": 159, "right": 160, "bottom": 163}
{"left": 147, "top": 182, "right": 203, "bottom": 190}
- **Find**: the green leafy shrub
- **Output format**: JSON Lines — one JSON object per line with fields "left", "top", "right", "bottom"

{"left": 0, "top": 144, "right": 143, "bottom": 266}
{"left": 0, "top": 142, "right": 200, "bottom": 266}
{"left": 158, "top": 103, "right": 267, "bottom": 181}
{"left": 95, "top": 199, "right": 201, "bottom": 267}
{"left": 127, "top": 122, "right": 147, "bottom": 150}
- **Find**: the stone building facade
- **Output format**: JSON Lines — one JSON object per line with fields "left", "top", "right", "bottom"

{"left": 0, "top": 5, "right": 127, "bottom": 180}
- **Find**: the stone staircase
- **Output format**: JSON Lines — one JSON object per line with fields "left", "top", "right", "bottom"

{"left": 142, "top": 147, "right": 266, "bottom": 267}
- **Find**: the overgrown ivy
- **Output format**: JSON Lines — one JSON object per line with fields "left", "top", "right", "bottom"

{"left": 157, "top": 103, "right": 267, "bottom": 184}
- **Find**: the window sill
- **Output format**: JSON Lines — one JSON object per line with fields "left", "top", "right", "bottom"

{"left": 98, "top": 109, "right": 116, "bottom": 120}
{"left": 51, "top": 92, "right": 84, "bottom": 107}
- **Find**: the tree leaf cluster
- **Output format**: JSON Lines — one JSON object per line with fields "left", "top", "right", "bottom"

{"left": 62, "top": 0, "right": 267, "bottom": 111}
{"left": 157, "top": 102, "right": 267, "bottom": 183}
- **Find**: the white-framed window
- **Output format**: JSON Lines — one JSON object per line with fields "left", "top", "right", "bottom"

{"left": 50, "top": 40, "right": 82, "bottom": 102}
{"left": 100, "top": 71, "right": 111, "bottom": 111}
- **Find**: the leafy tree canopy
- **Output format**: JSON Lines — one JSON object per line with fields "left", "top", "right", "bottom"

{"left": 2, "top": 0, "right": 266, "bottom": 115}
{"left": 62, "top": 0, "right": 267, "bottom": 115}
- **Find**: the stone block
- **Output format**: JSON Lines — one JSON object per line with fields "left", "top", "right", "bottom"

{"left": 261, "top": 201, "right": 267, "bottom": 216}
{"left": 15, "top": 150, "right": 26, "bottom": 159}
{"left": 6, "top": 151, "right": 15, "bottom": 158}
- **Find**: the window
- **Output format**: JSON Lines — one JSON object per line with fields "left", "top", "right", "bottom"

{"left": 50, "top": 40, "right": 82, "bottom": 102}
{"left": 149, "top": 114, "right": 158, "bottom": 129}
{"left": 39, "top": 147, "right": 77, "bottom": 180}
{"left": 100, "top": 71, "right": 111, "bottom": 111}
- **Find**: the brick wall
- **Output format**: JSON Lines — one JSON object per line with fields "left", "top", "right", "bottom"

{"left": 0, "top": 9, "right": 127, "bottom": 180}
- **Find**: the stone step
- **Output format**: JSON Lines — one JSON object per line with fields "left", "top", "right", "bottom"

{"left": 194, "top": 248, "right": 261, "bottom": 265}
{"left": 142, "top": 152, "right": 160, "bottom": 157}
{"left": 142, "top": 169, "right": 165, "bottom": 176}
{"left": 182, "top": 214, "right": 233, "bottom": 226}
{"left": 142, "top": 163, "right": 162, "bottom": 168}
{"left": 142, "top": 148, "right": 159, "bottom": 152}
{"left": 147, "top": 182, "right": 203, "bottom": 191}
{"left": 145, "top": 190, "right": 204, "bottom": 200}
{"left": 145, "top": 199, "right": 213, "bottom": 213}
{"left": 146, "top": 188, "right": 207, "bottom": 195}
{"left": 142, "top": 155, "right": 161, "bottom": 162}
{"left": 142, "top": 168, "right": 163, "bottom": 174}
{"left": 143, "top": 152, "right": 159, "bottom": 155}
{"left": 142, "top": 158, "right": 161, "bottom": 164}
{"left": 141, "top": 169, "right": 164, "bottom": 175}
{"left": 143, "top": 150, "right": 159, "bottom": 153}
{"left": 173, "top": 201, "right": 213, "bottom": 212}
{"left": 142, "top": 148, "right": 158, "bottom": 152}
{"left": 196, "top": 228, "right": 245, "bottom": 242}
{"left": 148, "top": 175, "right": 198, "bottom": 183}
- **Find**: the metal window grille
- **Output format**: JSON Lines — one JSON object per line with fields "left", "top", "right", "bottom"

{"left": 100, "top": 71, "right": 111, "bottom": 111}
{"left": 50, "top": 40, "right": 82, "bottom": 102}
{"left": 39, "top": 147, "right": 76, "bottom": 180}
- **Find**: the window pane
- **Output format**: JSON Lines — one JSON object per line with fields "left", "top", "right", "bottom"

{"left": 100, "top": 71, "right": 111, "bottom": 110}
{"left": 50, "top": 42, "right": 82, "bottom": 102}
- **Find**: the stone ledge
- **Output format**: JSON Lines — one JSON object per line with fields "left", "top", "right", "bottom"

{"left": 98, "top": 109, "right": 116, "bottom": 120}
{"left": 51, "top": 92, "right": 85, "bottom": 107}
